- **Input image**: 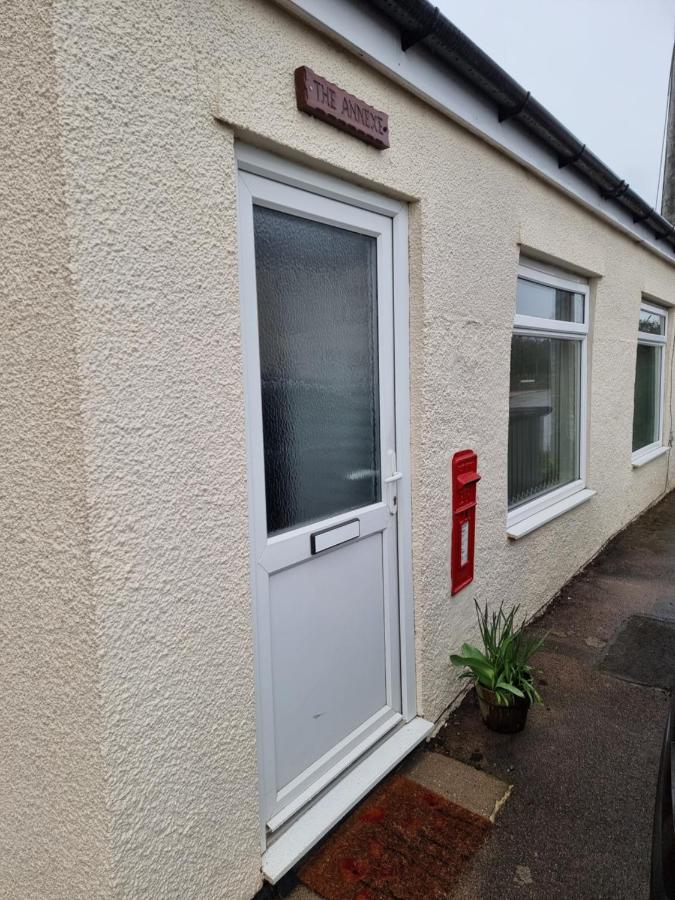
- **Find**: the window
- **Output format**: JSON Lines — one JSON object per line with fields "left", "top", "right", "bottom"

{"left": 632, "top": 300, "right": 667, "bottom": 463}
{"left": 507, "top": 262, "right": 590, "bottom": 532}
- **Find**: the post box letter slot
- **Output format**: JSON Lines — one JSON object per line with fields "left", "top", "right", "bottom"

{"left": 460, "top": 520, "right": 470, "bottom": 566}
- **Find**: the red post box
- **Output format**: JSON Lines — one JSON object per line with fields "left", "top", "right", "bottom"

{"left": 451, "top": 450, "right": 481, "bottom": 596}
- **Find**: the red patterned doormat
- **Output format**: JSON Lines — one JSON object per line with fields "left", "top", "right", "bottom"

{"left": 298, "top": 773, "right": 491, "bottom": 899}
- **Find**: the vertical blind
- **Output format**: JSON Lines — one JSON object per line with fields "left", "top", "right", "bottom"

{"left": 508, "top": 279, "right": 583, "bottom": 510}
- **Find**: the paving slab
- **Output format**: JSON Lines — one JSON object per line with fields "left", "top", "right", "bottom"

{"left": 401, "top": 747, "right": 511, "bottom": 821}
{"left": 287, "top": 886, "right": 320, "bottom": 900}
{"left": 651, "top": 596, "right": 675, "bottom": 621}
{"left": 599, "top": 614, "right": 675, "bottom": 688}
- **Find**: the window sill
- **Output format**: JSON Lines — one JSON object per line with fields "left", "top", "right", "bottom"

{"left": 632, "top": 446, "right": 669, "bottom": 468}
{"left": 507, "top": 488, "right": 596, "bottom": 540}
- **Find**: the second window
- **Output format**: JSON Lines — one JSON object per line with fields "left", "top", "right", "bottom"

{"left": 508, "top": 262, "right": 589, "bottom": 525}
{"left": 632, "top": 300, "right": 667, "bottom": 461}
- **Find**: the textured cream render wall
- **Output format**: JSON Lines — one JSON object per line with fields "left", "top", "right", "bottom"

{"left": 12, "top": 0, "right": 675, "bottom": 897}
{"left": 49, "top": 0, "right": 263, "bottom": 898}
{"left": 208, "top": 0, "right": 675, "bottom": 720}
{"left": 1, "top": 3, "right": 111, "bottom": 898}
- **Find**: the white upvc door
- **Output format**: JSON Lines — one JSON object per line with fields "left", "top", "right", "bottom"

{"left": 238, "top": 165, "right": 406, "bottom": 833}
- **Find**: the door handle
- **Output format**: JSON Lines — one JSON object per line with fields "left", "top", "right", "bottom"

{"left": 385, "top": 451, "right": 402, "bottom": 514}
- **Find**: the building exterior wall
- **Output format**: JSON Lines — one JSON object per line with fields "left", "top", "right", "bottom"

{"left": 206, "top": 0, "right": 675, "bottom": 722}
{"left": 4, "top": 0, "right": 675, "bottom": 897}
{"left": 49, "top": 1, "right": 263, "bottom": 898}
{"left": 0, "top": 2, "right": 111, "bottom": 897}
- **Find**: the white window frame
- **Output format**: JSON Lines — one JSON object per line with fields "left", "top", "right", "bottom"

{"left": 507, "top": 263, "right": 590, "bottom": 531}
{"left": 631, "top": 299, "right": 667, "bottom": 465}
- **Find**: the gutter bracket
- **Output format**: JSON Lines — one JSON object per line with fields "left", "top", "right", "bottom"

{"left": 601, "top": 180, "right": 629, "bottom": 201}
{"left": 360, "top": 0, "right": 675, "bottom": 253}
{"left": 558, "top": 144, "right": 586, "bottom": 169}
{"left": 633, "top": 207, "right": 654, "bottom": 225}
{"left": 498, "top": 91, "right": 531, "bottom": 123}
{"left": 400, "top": 5, "right": 440, "bottom": 51}
{"left": 655, "top": 223, "right": 675, "bottom": 242}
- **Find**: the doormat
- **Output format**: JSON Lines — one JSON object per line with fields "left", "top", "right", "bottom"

{"left": 297, "top": 773, "right": 491, "bottom": 900}
{"left": 599, "top": 615, "right": 675, "bottom": 689}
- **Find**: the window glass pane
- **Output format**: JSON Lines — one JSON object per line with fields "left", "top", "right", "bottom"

{"left": 516, "top": 278, "right": 584, "bottom": 323}
{"left": 632, "top": 343, "right": 661, "bottom": 452}
{"left": 508, "top": 335, "right": 580, "bottom": 509}
{"left": 638, "top": 309, "right": 665, "bottom": 336}
{"left": 253, "top": 205, "right": 381, "bottom": 535}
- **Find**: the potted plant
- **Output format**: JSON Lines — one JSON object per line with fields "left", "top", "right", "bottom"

{"left": 450, "top": 601, "right": 546, "bottom": 733}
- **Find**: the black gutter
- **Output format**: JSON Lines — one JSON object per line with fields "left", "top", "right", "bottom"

{"left": 365, "top": 0, "right": 675, "bottom": 254}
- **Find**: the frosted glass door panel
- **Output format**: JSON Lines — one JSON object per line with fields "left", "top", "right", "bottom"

{"left": 253, "top": 206, "right": 381, "bottom": 535}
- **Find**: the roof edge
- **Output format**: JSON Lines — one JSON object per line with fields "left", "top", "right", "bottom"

{"left": 273, "top": 0, "right": 675, "bottom": 264}
{"left": 366, "top": 0, "right": 675, "bottom": 255}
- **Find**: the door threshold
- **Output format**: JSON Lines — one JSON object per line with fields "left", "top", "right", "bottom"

{"left": 267, "top": 710, "right": 403, "bottom": 833}
{"left": 262, "top": 716, "right": 434, "bottom": 884}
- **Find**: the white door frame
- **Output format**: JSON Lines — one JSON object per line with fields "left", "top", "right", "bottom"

{"left": 235, "top": 144, "right": 416, "bottom": 848}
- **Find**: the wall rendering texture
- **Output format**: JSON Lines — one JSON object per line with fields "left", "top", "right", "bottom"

{"left": 0, "top": 2, "right": 110, "bottom": 897}
{"left": 206, "top": 0, "right": 675, "bottom": 723}
{"left": 50, "top": 0, "right": 263, "bottom": 897}
{"left": 3, "top": 0, "right": 675, "bottom": 897}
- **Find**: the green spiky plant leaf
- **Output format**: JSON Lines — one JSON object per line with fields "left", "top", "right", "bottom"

{"left": 450, "top": 601, "right": 547, "bottom": 706}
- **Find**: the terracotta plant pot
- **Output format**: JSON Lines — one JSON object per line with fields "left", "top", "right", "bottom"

{"left": 475, "top": 683, "right": 530, "bottom": 733}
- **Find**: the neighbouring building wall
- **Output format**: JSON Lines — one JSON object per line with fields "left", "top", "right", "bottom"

{"left": 0, "top": 2, "right": 111, "bottom": 898}
{"left": 5, "top": 0, "right": 675, "bottom": 898}
{"left": 661, "top": 44, "right": 675, "bottom": 221}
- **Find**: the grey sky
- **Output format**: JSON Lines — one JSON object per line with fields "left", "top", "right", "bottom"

{"left": 438, "top": 0, "right": 675, "bottom": 206}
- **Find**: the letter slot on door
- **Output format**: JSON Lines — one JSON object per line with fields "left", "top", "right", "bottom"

{"left": 451, "top": 450, "right": 481, "bottom": 596}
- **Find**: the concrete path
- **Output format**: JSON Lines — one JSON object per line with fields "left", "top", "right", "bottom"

{"left": 261, "top": 491, "right": 675, "bottom": 899}
{"left": 434, "top": 490, "right": 675, "bottom": 899}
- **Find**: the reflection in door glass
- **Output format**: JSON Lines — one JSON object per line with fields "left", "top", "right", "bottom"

{"left": 253, "top": 205, "right": 381, "bottom": 535}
